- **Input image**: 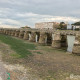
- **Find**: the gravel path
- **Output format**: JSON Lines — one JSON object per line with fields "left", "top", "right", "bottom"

{"left": 0, "top": 51, "right": 8, "bottom": 80}
{"left": 0, "top": 42, "right": 42, "bottom": 80}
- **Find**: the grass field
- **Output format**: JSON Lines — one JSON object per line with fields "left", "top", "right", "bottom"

{"left": 0, "top": 34, "right": 36, "bottom": 58}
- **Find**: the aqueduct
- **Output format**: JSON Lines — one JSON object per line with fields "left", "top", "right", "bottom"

{"left": 0, "top": 27, "right": 80, "bottom": 55}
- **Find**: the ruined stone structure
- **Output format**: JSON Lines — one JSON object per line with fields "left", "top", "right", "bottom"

{"left": 0, "top": 22, "right": 80, "bottom": 55}
{"left": 35, "top": 22, "right": 60, "bottom": 29}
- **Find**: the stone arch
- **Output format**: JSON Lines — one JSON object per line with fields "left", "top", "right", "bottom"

{"left": 15, "top": 30, "right": 20, "bottom": 37}
{"left": 8, "top": 30, "right": 12, "bottom": 35}
{"left": 35, "top": 32, "right": 40, "bottom": 42}
{"left": 3, "top": 30, "right": 6, "bottom": 34}
{"left": 46, "top": 33, "right": 52, "bottom": 45}
{"left": 11, "top": 30, "right": 16, "bottom": 36}
{"left": 72, "top": 35, "right": 80, "bottom": 55}
{"left": 39, "top": 32, "right": 52, "bottom": 45}
{"left": 61, "top": 35, "right": 68, "bottom": 48}
{"left": 5, "top": 30, "right": 8, "bottom": 35}
{"left": 39, "top": 32, "right": 47, "bottom": 44}
{"left": 52, "top": 33, "right": 61, "bottom": 48}
{"left": 24, "top": 31, "right": 29, "bottom": 40}
{"left": 28, "top": 31, "right": 31, "bottom": 40}
{"left": 19, "top": 30, "right": 25, "bottom": 38}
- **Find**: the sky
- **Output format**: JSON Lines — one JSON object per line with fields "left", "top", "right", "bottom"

{"left": 0, "top": 0, "right": 80, "bottom": 28}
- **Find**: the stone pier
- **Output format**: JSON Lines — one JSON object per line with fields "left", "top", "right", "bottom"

{"left": 0, "top": 27, "right": 80, "bottom": 55}
{"left": 72, "top": 35, "right": 80, "bottom": 55}
{"left": 11, "top": 30, "right": 16, "bottom": 36}
{"left": 3, "top": 30, "right": 6, "bottom": 34}
{"left": 39, "top": 32, "right": 47, "bottom": 44}
{"left": 8, "top": 30, "right": 12, "bottom": 35}
{"left": 23, "top": 31, "right": 29, "bottom": 40}
{"left": 19, "top": 30, "right": 25, "bottom": 38}
{"left": 5, "top": 30, "right": 8, "bottom": 35}
{"left": 29, "top": 32, "right": 36, "bottom": 42}
{"left": 61, "top": 35, "right": 67, "bottom": 47}
{"left": 28, "top": 33, "right": 31, "bottom": 40}
{"left": 0, "top": 29, "right": 3, "bottom": 34}
{"left": 52, "top": 33, "right": 61, "bottom": 48}
{"left": 6, "top": 30, "right": 9, "bottom": 35}
{"left": 15, "top": 30, "right": 20, "bottom": 37}
{"left": 67, "top": 35, "right": 75, "bottom": 53}
{"left": 35, "top": 32, "right": 40, "bottom": 42}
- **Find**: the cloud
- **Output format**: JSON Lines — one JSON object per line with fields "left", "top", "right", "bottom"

{"left": 16, "top": 12, "right": 80, "bottom": 23}
{"left": 0, "top": 0, "right": 80, "bottom": 28}
{"left": 43, "top": 16, "right": 80, "bottom": 22}
{"left": 17, "top": 12, "right": 38, "bottom": 17}
{"left": 0, "top": 19, "right": 22, "bottom": 25}
{"left": 0, "top": 24, "right": 18, "bottom": 28}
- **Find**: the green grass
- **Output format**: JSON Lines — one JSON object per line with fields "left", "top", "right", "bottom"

{"left": 0, "top": 34, "right": 36, "bottom": 58}
{"left": 37, "top": 52, "right": 42, "bottom": 54}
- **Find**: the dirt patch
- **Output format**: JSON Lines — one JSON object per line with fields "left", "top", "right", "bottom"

{"left": 4, "top": 64, "right": 42, "bottom": 80}
{"left": 0, "top": 39, "right": 80, "bottom": 80}
{"left": 23, "top": 45, "right": 80, "bottom": 80}
{"left": 0, "top": 41, "right": 42, "bottom": 80}
{"left": 0, "top": 41, "right": 18, "bottom": 64}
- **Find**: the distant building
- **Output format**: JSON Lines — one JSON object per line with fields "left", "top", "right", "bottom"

{"left": 71, "top": 25, "right": 80, "bottom": 30}
{"left": 67, "top": 24, "right": 72, "bottom": 29}
{"left": 71, "top": 22, "right": 80, "bottom": 30}
{"left": 21, "top": 26, "right": 30, "bottom": 29}
{"left": 35, "top": 22, "right": 60, "bottom": 29}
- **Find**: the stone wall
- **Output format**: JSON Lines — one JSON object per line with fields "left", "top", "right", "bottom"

{"left": 72, "top": 35, "right": 80, "bottom": 55}
{"left": 0, "top": 27, "right": 80, "bottom": 55}
{"left": 39, "top": 32, "right": 47, "bottom": 44}
{"left": 52, "top": 34, "right": 61, "bottom": 48}
{"left": 35, "top": 22, "right": 59, "bottom": 29}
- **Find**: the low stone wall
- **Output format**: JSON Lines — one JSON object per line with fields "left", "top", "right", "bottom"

{"left": 11, "top": 30, "right": 16, "bottom": 36}
{"left": 19, "top": 31, "right": 24, "bottom": 38}
{"left": 39, "top": 32, "right": 47, "bottom": 44}
{"left": 0, "top": 28, "right": 80, "bottom": 55}
{"left": 72, "top": 35, "right": 80, "bottom": 55}
{"left": 15, "top": 30, "right": 20, "bottom": 37}
{"left": 52, "top": 34, "right": 61, "bottom": 48}
{"left": 23, "top": 32, "right": 29, "bottom": 40}
{"left": 30, "top": 32, "right": 36, "bottom": 42}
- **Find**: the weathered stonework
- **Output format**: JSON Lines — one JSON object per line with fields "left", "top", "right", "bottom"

{"left": 15, "top": 30, "right": 20, "bottom": 37}
{"left": 72, "top": 36, "right": 80, "bottom": 55}
{"left": 0, "top": 22, "right": 80, "bottom": 55}
{"left": 11, "top": 30, "right": 16, "bottom": 36}
{"left": 7, "top": 30, "right": 9, "bottom": 35}
{"left": 61, "top": 35, "right": 67, "bottom": 47}
{"left": 35, "top": 22, "right": 59, "bottom": 29}
{"left": 19, "top": 31, "right": 25, "bottom": 38}
{"left": 23, "top": 32, "right": 29, "bottom": 40}
{"left": 3, "top": 30, "right": 6, "bottom": 34}
{"left": 29, "top": 32, "right": 36, "bottom": 42}
{"left": 5, "top": 30, "right": 8, "bottom": 35}
{"left": 39, "top": 32, "right": 47, "bottom": 44}
{"left": 52, "top": 34, "right": 61, "bottom": 48}
{"left": 8, "top": 30, "right": 12, "bottom": 35}
{"left": 35, "top": 32, "right": 40, "bottom": 42}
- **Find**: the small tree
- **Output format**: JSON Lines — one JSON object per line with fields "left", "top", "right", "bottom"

{"left": 59, "top": 22, "right": 67, "bottom": 29}
{"left": 72, "top": 21, "right": 80, "bottom": 25}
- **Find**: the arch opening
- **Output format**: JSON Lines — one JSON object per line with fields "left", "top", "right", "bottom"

{"left": 61, "top": 35, "right": 68, "bottom": 49}
{"left": 46, "top": 33, "right": 52, "bottom": 45}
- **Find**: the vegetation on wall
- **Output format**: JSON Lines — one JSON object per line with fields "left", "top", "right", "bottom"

{"left": 72, "top": 21, "right": 80, "bottom": 25}
{"left": 58, "top": 22, "right": 67, "bottom": 30}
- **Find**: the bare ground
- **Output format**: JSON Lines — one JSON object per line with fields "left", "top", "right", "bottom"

{"left": 0, "top": 38, "right": 80, "bottom": 80}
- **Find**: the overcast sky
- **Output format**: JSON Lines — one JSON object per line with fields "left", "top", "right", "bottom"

{"left": 0, "top": 0, "right": 80, "bottom": 28}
